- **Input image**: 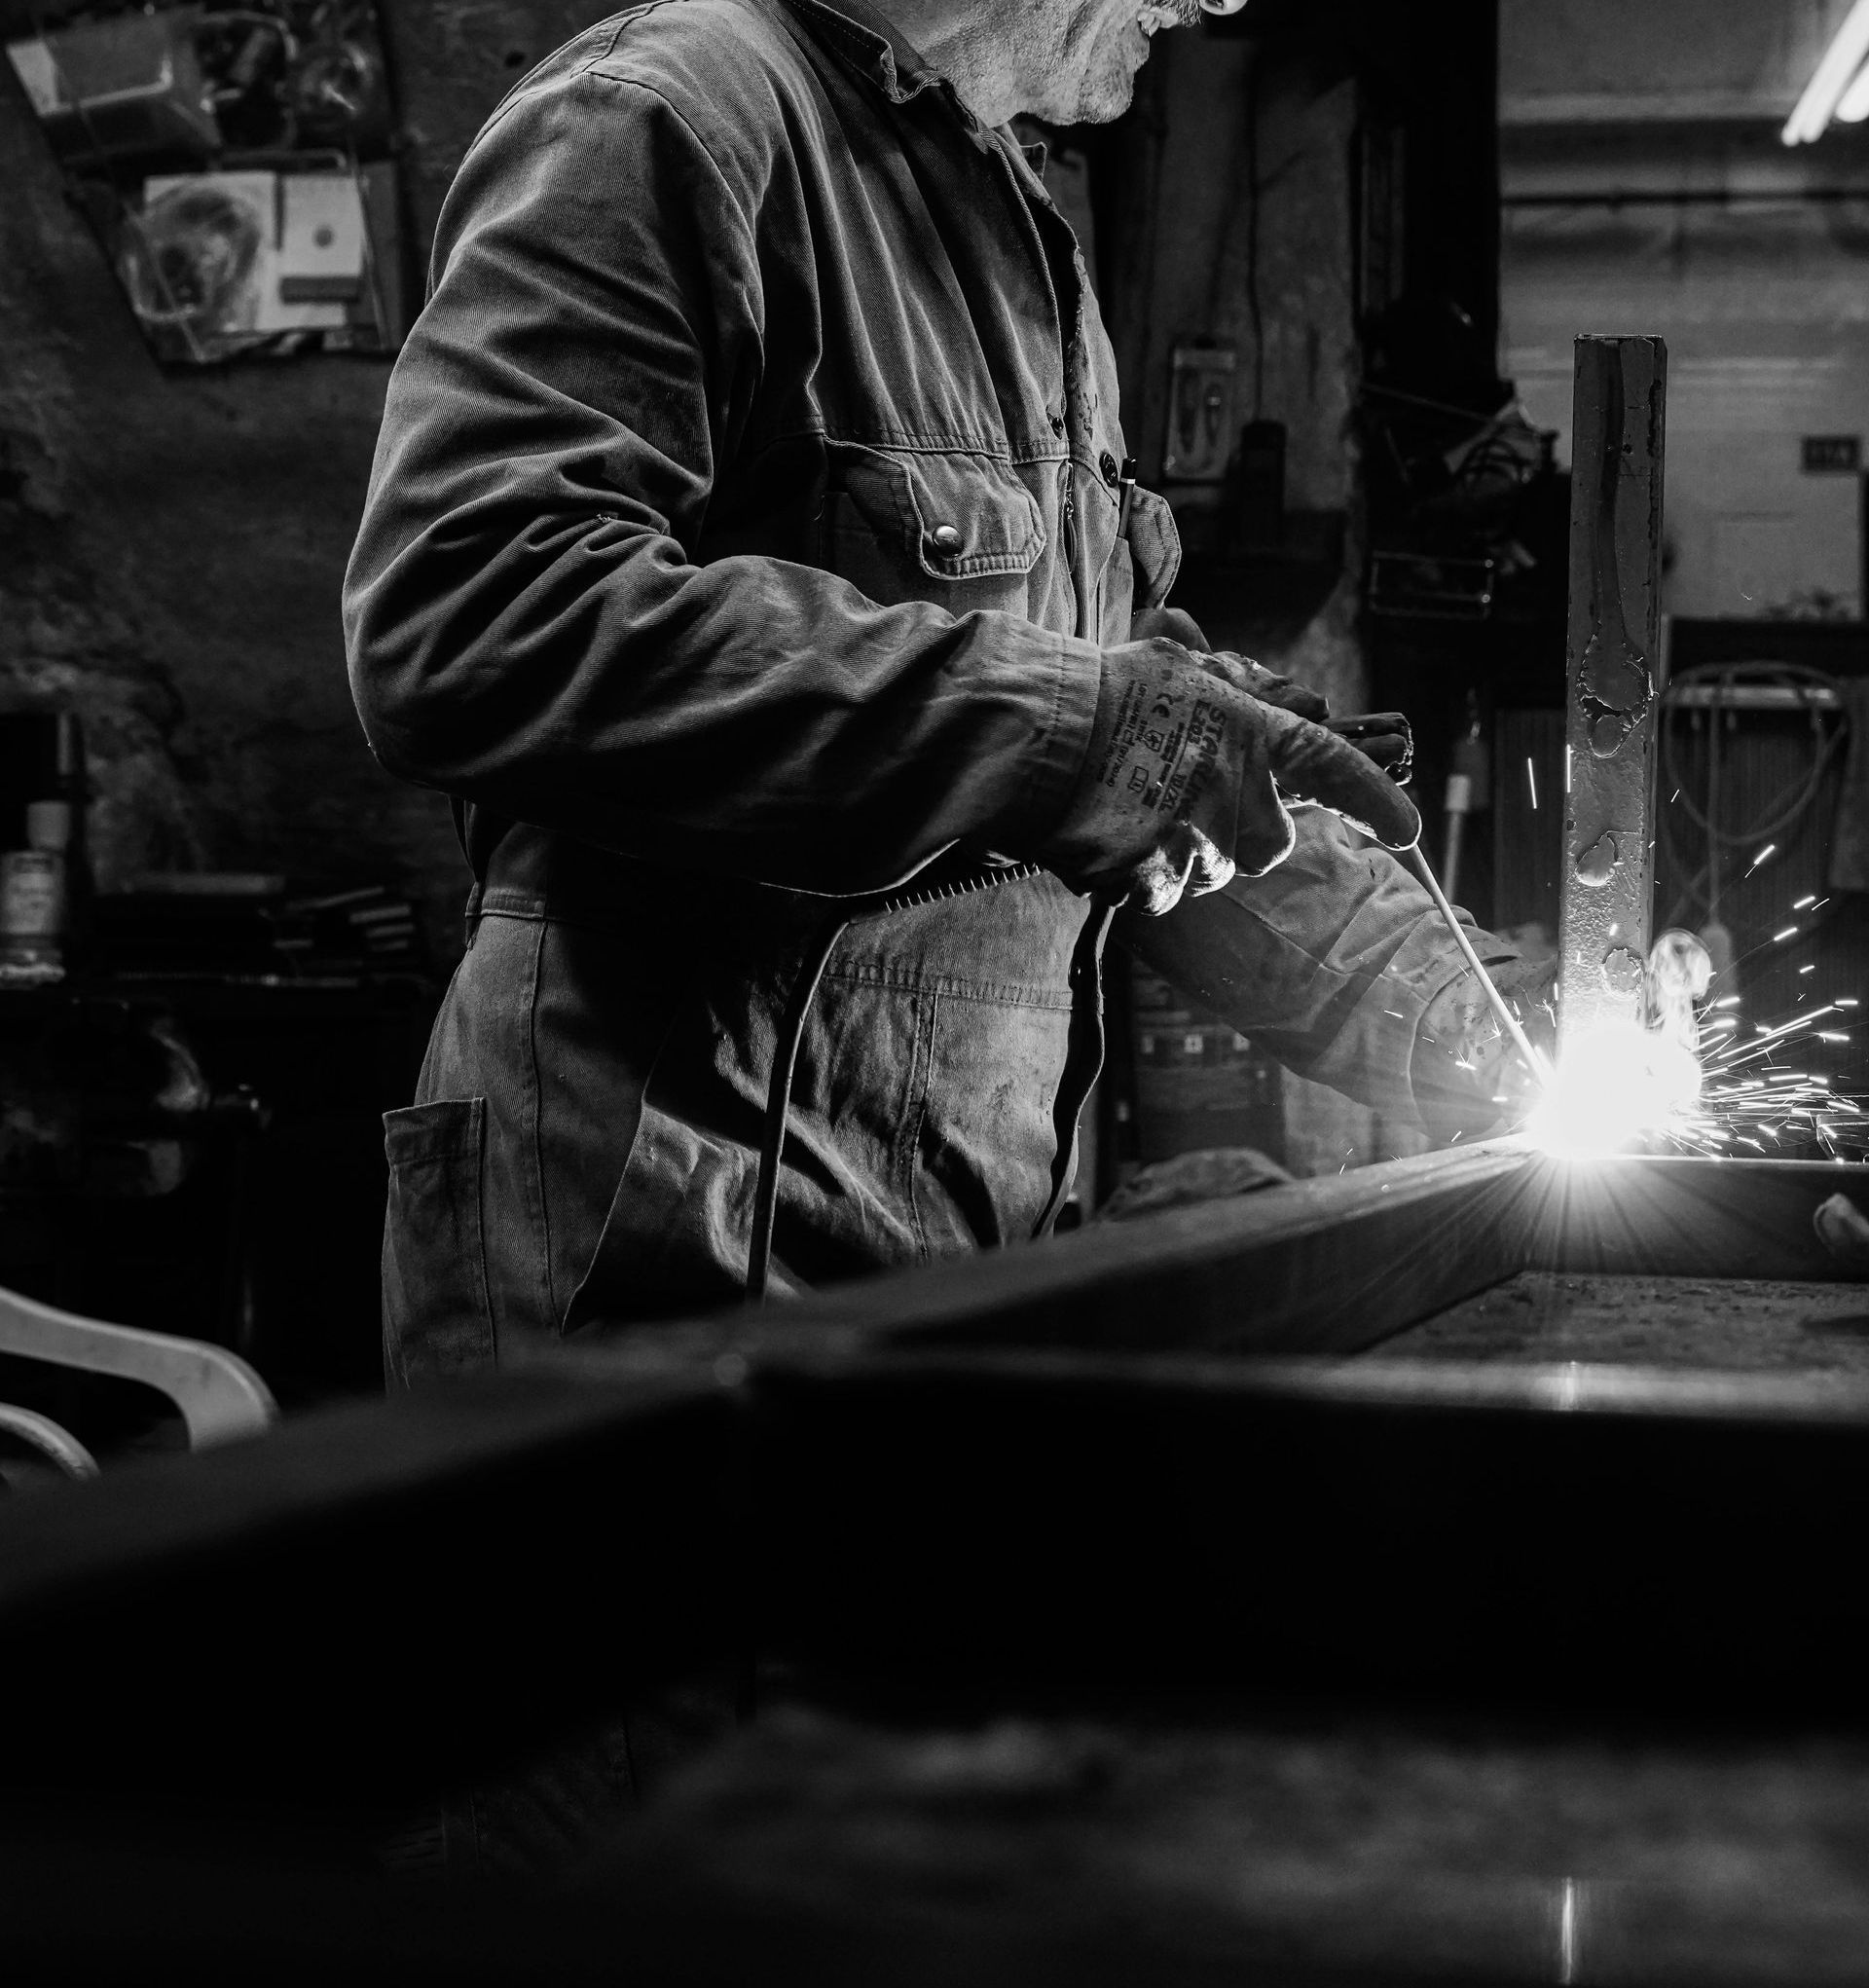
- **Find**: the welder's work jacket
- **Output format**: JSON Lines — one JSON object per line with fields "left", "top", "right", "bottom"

{"left": 345, "top": 0, "right": 1458, "bottom": 1380}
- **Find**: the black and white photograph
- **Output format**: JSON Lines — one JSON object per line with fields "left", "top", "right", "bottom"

{"left": 5, "top": 0, "right": 1869, "bottom": 1978}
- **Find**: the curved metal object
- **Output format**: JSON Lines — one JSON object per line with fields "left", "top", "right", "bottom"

{"left": 1814, "top": 1191, "right": 1869, "bottom": 1270}
{"left": 0, "top": 1284, "right": 275, "bottom": 1451}
{"left": 0, "top": 1403, "right": 99, "bottom": 1480}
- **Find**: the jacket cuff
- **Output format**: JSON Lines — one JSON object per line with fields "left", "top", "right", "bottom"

{"left": 992, "top": 629, "right": 1104, "bottom": 851}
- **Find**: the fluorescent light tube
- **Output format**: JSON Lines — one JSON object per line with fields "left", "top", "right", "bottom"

{"left": 1838, "top": 55, "right": 1869, "bottom": 121}
{"left": 1784, "top": 0, "right": 1869, "bottom": 144}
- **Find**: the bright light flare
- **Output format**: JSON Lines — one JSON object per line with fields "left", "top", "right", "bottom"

{"left": 1528, "top": 1022, "right": 1704, "bottom": 1159}
{"left": 1840, "top": 56, "right": 1869, "bottom": 123}
{"left": 1784, "top": 0, "right": 1869, "bottom": 145}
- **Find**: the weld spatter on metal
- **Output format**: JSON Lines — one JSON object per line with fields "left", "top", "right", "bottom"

{"left": 1574, "top": 831, "right": 1620, "bottom": 886}
{"left": 1601, "top": 945, "right": 1645, "bottom": 998}
{"left": 1587, "top": 709, "right": 1631, "bottom": 758}
{"left": 1577, "top": 649, "right": 1652, "bottom": 762}
{"left": 1580, "top": 631, "right": 1651, "bottom": 717}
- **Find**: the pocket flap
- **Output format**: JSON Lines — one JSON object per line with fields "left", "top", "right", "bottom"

{"left": 385, "top": 1095, "right": 485, "bottom": 1167}
{"left": 1123, "top": 486, "right": 1182, "bottom": 609}
{"left": 837, "top": 447, "right": 1046, "bottom": 580}
{"left": 382, "top": 1097, "right": 495, "bottom": 1384}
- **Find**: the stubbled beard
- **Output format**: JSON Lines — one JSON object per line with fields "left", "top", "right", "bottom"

{"left": 1023, "top": 0, "right": 1180, "bottom": 124}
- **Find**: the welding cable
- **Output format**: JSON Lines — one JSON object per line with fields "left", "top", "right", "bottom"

{"left": 0, "top": 1404, "right": 99, "bottom": 1481}
{"left": 1659, "top": 663, "right": 1849, "bottom": 929}
{"left": 1664, "top": 665, "right": 1846, "bottom": 846}
{"left": 745, "top": 860, "right": 1046, "bottom": 1303}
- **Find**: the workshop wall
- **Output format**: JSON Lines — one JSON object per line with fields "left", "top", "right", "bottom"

{"left": 1502, "top": 0, "right": 1848, "bottom": 126}
{"left": 1113, "top": 39, "right": 1359, "bottom": 523}
{"left": 1501, "top": 0, "right": 1869, "bottom": 620}
{"left": 0, "top": 0, "right": 605, "bottom": 960}
{"left": 1104, "top": 30, "right": 1367, "bottom": 717}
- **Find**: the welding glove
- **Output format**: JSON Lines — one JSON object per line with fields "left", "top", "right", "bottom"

{"left": 1413, "top": 950, "right": 1558, "bottom": 1144}
{"left": 1128, "top": 608, "right": 1332, "bottom": 721}
{"left": 1128, "top": 611, "right": 1414, "bottom": 788}
{"left": 1041, "top": 639, "right": 1422, "bottom": 915}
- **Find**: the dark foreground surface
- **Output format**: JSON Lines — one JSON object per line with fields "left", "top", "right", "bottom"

{"left": 13, "top": 1696, "right": 1869, "bottom": 1986}
{"left": 570, "top": 1704, "right": 1869, "bottom": 1986}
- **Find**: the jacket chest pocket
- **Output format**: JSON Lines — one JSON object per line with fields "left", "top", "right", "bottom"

{"left": 820, "top": 444, "right": 1046, "bottom": 619}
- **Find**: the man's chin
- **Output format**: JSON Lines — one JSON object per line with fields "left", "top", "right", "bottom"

{"left": 1050, "top": 54, "right": 1143, "bottom": 126}
{"left": 1085, "top": 68, "right": 1142, "bottom": 122}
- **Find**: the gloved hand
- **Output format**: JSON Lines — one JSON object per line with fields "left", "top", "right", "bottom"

{"left": 1315, "top": 712, "right": 1414, "bottom": 787}
{"left": 1412, "top": 950, "right": 1558, "bottom": 1143}
{"left": 1040, "top": 639, "right": 1422, "bottom": 914}
{"left": 1129, "top": 607, "right": 1331, "bottom": 721}
{"left": 1126, "top": 609, "right": 1414, "bottom": 792}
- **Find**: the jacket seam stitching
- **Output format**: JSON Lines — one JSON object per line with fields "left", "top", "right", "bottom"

{"left": 471, "top": 1098, "right": 499, "bottom": 1369}
{"left": 822, "top": 968, "right": 1072, "bottom": 1009}
{"left": 906, "top": 989, "right": 936, "bottom": 1258}
{"left": 1034, "top": 627, "right": 1078, "bottom": 840}
{"left": 736, "top": 425, "right": 1071, "bottom": 468}
{"left": 461, "top": 4, "right": 677, "bottom": 158}
{"left": 524, "top": 916, "right": 562, "bottom": 1329}
{"left": 566, "top": 64, "right": 757, "bottom": 242}
{"left": 775, "top": 0, "right": 927, "bottom": 100}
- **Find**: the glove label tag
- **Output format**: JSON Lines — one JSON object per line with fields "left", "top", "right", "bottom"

{"left": 1096, "top": 674, "right": 1225, "bottom": 824}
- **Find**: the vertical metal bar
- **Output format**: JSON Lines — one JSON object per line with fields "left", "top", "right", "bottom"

{"left": 1558, "top": 335, "right": 1668, "bottom": 1059}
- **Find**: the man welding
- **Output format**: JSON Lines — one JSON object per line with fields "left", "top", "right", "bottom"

{"left": 344, "top": 0, "right": 1549, "bottom": 1382}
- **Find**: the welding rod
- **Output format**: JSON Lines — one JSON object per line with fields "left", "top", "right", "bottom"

{"left": 1407, "top": 842, "right": 1554, "bottom": 1086}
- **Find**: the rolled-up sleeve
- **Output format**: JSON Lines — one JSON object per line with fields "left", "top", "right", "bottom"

{"left": 343, "top": 66, "right": 1099, "bottom": 895}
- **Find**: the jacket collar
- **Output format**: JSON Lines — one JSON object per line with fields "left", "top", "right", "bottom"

{"left": 777, "top": 0, "right": 942, "bottom": 103}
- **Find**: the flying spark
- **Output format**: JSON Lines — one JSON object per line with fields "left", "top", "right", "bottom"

{"left": 1526, "top": 934, "right": 1865, "bottom": 1163}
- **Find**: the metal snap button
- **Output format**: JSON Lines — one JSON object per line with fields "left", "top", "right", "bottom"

{"left": 1100, "top": 451, "right": 1120, "bottom": 487}
{"left": 929, "top": 524, "right": 966, "bottom": 556}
